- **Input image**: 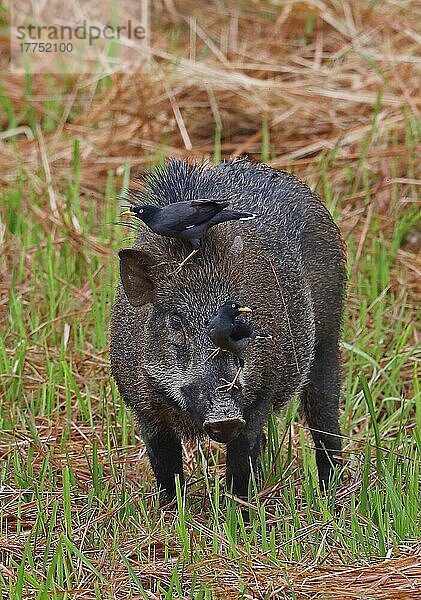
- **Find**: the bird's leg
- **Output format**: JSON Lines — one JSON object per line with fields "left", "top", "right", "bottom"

{"left": 217, "top": 367, "right": 243, "bottom": 392}
{"left": 171, "top": 248, "right": 200, "bottom": 274}
{"left": 204, "top": 348, "right": 221, "bottom": 363}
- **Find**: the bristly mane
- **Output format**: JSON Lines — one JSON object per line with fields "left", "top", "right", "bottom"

{"left": 126, "top": 159, "right": 237, "bottom": 208}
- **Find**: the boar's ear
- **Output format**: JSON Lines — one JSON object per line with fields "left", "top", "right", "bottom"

{"left": 119, "top": 249, "right": 156, "bottom": 306}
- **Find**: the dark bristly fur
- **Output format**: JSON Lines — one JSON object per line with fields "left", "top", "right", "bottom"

{"left": 110, "top": 158, "right": 346, "bottom": 503}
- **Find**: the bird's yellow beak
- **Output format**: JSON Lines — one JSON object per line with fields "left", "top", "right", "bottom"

{"left": 120, "top": 209, "right": 135, "bottom": 217}
{"left": 238, "top": 306, "right": 252, "bottom": 313}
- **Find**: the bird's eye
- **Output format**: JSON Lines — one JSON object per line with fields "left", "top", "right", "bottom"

{"left": 139, "top": 208, "right": 144, "bottom": 213}
{"left": 232, "top": 303, "right": 236, "bottom": 308}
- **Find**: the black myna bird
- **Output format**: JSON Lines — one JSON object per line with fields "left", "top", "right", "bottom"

{"left": 206, "top": 300, "right": 272, "bottom": 391}
{"left": 121, "top": 199, "right": 256, "bottom": 272}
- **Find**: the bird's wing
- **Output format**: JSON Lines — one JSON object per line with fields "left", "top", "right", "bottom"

{"left": 230, "top": 319, "right": 253, "bottom": 341}
{"left": 206, "top": 314, "right": 218, "bottom": 333}
{"left": 190, "top": 199, "right": 230, "bottom": 208}
{"left": 160, "top": 201, "right": 227, "bottom": 232}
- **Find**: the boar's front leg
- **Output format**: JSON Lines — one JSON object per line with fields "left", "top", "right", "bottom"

{"left": 225, "top": 405, "right": 269, "bottom": 498}
{"left": 139, "top": 420, "right": 184, "bottom": 504}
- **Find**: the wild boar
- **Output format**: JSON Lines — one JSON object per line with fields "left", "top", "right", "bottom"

{"left": 110, "top": 158, "right": 346, "bottom": 503}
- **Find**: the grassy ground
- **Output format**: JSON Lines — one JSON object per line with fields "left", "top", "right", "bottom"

{"left": 1, "top": 1, "right": 420, "bottom": 598}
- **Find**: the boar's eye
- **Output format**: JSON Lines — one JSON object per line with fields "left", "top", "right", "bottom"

{"left": 167, "top": 314, "right": 188, "bottom": 354}
{"left": 169, "top": 315, "right": 183, "bottom": 331}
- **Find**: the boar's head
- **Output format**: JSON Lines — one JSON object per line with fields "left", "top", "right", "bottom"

{"left": 118, "top": 234, "right": 255, "bottom": 443}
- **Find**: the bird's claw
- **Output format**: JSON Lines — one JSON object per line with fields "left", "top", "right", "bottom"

{"left": 169, "top": 249, "right": 200, "bottom": 275}
{"left": 216, "top": 366, "right": 243, "bottom": 392}
{"left": 204, "top": 348, "right": 221, "bottom": 363}
{"left": 170, "top": 264, "right": 184, "bottom": 275}
{"left": 216, "top": 378, "right": 239, "bottom": 392}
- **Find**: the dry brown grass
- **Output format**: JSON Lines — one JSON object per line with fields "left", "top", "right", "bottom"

{"left": 1, "top": 1, "right": 419, "bottom": 186}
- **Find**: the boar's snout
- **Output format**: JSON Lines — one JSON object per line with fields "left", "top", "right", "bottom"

{"left": 203, "top": 417, "right": 246, "bottom": 444}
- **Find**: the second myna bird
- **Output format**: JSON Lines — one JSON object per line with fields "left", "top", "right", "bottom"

{"left": 206, "top": 300, "right": 272, "bottom": 391}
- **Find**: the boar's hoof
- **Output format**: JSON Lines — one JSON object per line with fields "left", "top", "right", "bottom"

{"left": 203, "top": 418, "right": 246, "bottom": 444}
